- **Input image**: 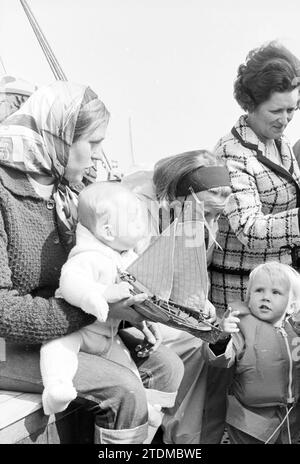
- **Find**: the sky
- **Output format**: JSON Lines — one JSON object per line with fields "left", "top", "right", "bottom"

{"left": 1, "top": 0, "right": 300, "bottom": 174}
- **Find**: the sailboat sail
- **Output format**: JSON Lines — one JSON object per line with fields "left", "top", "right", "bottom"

{"left": 121, "top": 198, "right": 222, "bottom": 342}
{"left": 126, "top": 219, "right": 177, "bottom": 300}
{"left": 126, "top": 212, "right": 208, "bottom": 312}
{"left": 169, "top": 220, "right": 207, "bottom": 309}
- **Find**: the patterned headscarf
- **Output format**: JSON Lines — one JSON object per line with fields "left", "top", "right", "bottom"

{"left": 0, "top": 81, "right": 109, "bottom": 249}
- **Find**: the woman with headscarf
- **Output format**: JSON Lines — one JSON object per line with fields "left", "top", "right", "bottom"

{"left": 0, "top": 81, "right": 183, "bottom": 444}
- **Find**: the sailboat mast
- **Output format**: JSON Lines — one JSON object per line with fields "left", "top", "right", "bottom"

{"left": 20, "top": 0, "right": 67, "bottom": 81}
{"left": 19, "top": 0, "right": 122, "bottom": 182}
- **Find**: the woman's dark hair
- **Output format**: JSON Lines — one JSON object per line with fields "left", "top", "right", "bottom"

{"left": 234, "top": 41, "right": 300, "bottom": 112}
{"left": 153, "top": 150, "right": 225, "bottom": 202}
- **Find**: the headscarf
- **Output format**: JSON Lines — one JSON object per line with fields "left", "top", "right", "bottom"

{"left": 0, "top": 81, "right": 108, "bottom": 249}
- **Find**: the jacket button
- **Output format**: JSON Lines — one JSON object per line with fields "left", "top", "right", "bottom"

{"left": 53, "top": 237, "right": 60, "bottom": 245}
{"left": 46, "top": 199, "right": 55, "bottom": 210}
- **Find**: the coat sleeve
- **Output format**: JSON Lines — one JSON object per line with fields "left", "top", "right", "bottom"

{"left": 218, "top": 142, "right": 300, "bottom": 249}
{"left": 0, "top": 213, "right": 95, "bottom": 345}
{"left": 203, "top": 332, "right": 245, "bottom": 368}
{"left": 57, "top": 252, "right": 112, "bottom": 322}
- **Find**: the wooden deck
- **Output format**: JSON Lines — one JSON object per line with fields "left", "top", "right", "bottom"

{"left": 0, "top": 391, "right": 94, "bottom": 444}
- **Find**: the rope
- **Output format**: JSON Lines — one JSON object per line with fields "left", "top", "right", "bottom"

{"left": 264, "top": 404, "right": 294, "bottom": 444}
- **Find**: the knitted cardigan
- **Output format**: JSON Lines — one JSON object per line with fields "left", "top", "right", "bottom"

{"left": 0, "top": 166, "right": 95, "bottom": 345}
{"left": 210, "top": 115, "right": 300, "bottom": 314}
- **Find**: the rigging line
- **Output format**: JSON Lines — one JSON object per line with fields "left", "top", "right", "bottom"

{"left": 26, "top": 8, "right": 66, "bottom": 80}
{"left": 20, "top": 0, "right": 67, "bottom": 80}
{"left": 20, "top": 0, "right": 65, "bottom": 80}
{"left": 0, "top": 56, "right": 7, "bottom": 75}
{"left": 27, "top": 17, "right": 61, "bottom": 81}
{"left": 128, "top": 116, "right": 136, "bottom": 165}
{"left": 24, "top": 12, "right": 60, "bottom": 80}
{"left": 19, "top": 0, "right": 118, "bottom": 180}
{"left": 101, "top": 150, "right": 122, "bottom": 181}
{"left": 20, "top": 0, "right": 66, "bottom": 80}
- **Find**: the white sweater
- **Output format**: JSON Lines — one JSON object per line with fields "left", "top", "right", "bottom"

{"left": 56, "top": 223, "right": 138, "bottom": 337}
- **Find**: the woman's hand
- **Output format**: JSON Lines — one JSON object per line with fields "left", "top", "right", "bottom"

{"left": 108, "top": 292, "right": 148, "bottom": 326}
{"left": 134, "top": 321, "right": 162, "bottom": 357}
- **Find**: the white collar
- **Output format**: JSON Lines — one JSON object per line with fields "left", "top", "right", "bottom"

{"left": 27, "top": 174, "right": 54, "bottom": 200}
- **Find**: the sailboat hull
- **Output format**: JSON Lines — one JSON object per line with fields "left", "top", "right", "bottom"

{"left": 121, "top": 273, "right": 222, "bottom": 344}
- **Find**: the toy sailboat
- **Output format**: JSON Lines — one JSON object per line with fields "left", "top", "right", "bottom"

{"left": 120, "top": 205, "right": 222, "bottom": 343}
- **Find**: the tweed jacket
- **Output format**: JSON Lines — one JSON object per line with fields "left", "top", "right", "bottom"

{"left": 0, "top": 166, "right": 95, "bottom": 345}
{"left": 210, "top": 115, "right": 300, "bottom": 313}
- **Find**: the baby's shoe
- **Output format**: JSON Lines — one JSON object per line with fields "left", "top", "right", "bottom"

{"left": 42, "top": 382, "right": 77, "bottom": 415}
{"left": 147, "top": 403, "right": 162, "bottom": 427}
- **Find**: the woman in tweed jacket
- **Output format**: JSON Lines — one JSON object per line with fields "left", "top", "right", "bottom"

{"left": 203, "top": 41, "right": 300, "bottom": 444}
{"left": 210, "top": 41, "right": 300, "bottom": 315}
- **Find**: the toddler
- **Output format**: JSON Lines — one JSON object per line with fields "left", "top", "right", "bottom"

{"left": 207, "top": 262, "right": 300, "bottom": 444}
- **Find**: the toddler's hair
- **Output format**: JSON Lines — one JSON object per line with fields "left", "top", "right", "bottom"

{"left": 246, "top": 261, "right": 300, "bottom": 312}
{"left": 78, "top": 181, "right": 135, "bottom": 235}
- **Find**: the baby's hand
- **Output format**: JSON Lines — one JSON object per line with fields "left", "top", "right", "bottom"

{"left": 219, "top": 307, "right": 240, "bottom": 334}
{"left": 104, "top": 282, "right": 133, "bottom": 303}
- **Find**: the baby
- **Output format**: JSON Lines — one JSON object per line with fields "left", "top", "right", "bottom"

{"left": 207, "top": 261, "right": 300, "bottom": 444}
{"left": 40, "top": 182, "right": 163, "bottom": 426}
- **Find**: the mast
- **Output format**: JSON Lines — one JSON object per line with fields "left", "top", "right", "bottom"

{"left": 20, "top": 0, "right": 67, "bottom": 81}
{"left": 19, "top": 0, "right": 122, "bottom": 180}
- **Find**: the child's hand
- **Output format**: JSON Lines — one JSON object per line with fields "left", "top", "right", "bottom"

{"left": 104, "top": 282, "right": 133, "bottom": 303}
{"left": 219, "top": 307, "right": 240, "bottom": 334}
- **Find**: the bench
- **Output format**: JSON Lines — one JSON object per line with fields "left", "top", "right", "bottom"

{"left": 0, "top": 390, "right": 161, "bottom": 444}
{"left": 0, "top": 391, "right": 94, "bottom": 444}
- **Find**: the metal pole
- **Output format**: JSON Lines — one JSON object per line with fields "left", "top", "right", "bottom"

{"left": 0, "top": 56, "right": 7, "bottom": 75}
{"left": 128, "top": 116, "right": 136, "bottom": 166}
{"left": 20, "top": 0, "right": 67, "bottom": 80}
